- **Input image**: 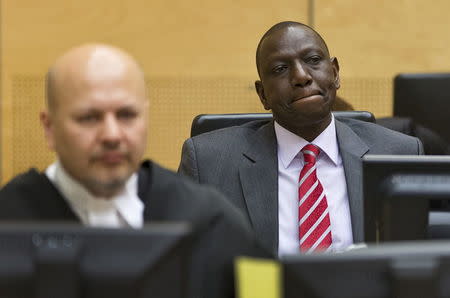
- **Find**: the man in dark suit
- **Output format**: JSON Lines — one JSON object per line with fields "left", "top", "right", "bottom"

{"left": 178, "top": 21, "right": 423, "bottom": 255}
{"left": 0, "top": 44, "right": 266, "bottom": 298}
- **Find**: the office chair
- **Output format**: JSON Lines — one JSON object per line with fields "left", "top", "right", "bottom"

{"left": 190, "top": 111, "right": 375, "bottom": 137}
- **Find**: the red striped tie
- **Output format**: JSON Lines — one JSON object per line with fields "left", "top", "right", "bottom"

{"left": 298, "top": 144, "right": 332, "bottom": 253}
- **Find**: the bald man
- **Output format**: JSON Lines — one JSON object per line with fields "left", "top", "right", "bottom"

{"left": 179, "top": 22, "right": 423, "bottom": 255}
{"left": 0, "top": 44, "right": 266, "bottom": 298}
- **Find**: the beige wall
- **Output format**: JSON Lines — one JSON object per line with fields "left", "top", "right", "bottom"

{"left": 0, "top": 0, "right": 308, "bottom": 182}
{"left": 2, "top": 0, "right": 450, "bottom": 183}
{"left": 316, "top": 0, "right": 450, "bottom": 116}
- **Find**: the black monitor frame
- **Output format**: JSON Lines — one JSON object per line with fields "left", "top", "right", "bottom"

{"left": 282, "top": 240, "right": 450, "bottom": 298}
{"left": 363, "top": 155, "right": 450, "bottom": 243}
{"left": 394, "top": 73, "right": 450, "bottom": 144}
{"left": 0, "top": 222, "right": 192, "bottom": 298}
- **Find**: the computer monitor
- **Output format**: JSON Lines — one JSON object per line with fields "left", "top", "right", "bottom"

{"left": 0, "top": 223, "right": 192, "bottom": 298}
{"left": 363, "top": 155, "right": 450, "bottom": 243}
{"left": 394, "top": 73, "right": 450, "bottom": 144}
{"left": 282, "top": 240, "right": 450, "bottom": 298}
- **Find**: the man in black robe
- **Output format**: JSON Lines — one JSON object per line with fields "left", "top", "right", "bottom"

{"left": 0, "top": 44, "right": 266, "bottom": 298}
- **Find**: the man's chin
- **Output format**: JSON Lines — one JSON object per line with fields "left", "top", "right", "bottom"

{"left": 86, "top": 180, "right": 128, "bottom": 198}
{"left": 280, "top": 109, "right": 330, "bottom": 126}
{"left": 307, "top": 110, "right": 332, "bottom": 124}
{"left": 92, "top": 163, "right": 132, "bottom": 179}
{"left": 84, "top": 171, "right": 132, "bottom": 198}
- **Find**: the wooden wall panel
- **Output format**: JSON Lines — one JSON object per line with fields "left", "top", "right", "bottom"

{"left": 6, "top": 0, "right": 450, "bottom": 184}
{"left": 316, "top": 0, "right": 450, "bottom": 117}
{"left": 0, "top": 0, "right": 308, "bottom": 183}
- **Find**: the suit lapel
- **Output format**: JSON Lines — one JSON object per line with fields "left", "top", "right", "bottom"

{"left": 335, "top": 120, "right": 369, "bottom": 243}
{"left": 239, "top": 122, "right": 279, "bottom": 253}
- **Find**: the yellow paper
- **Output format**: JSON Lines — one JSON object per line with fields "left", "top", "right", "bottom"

{"left": 235, "top": 257, "right": 281, "bottom": 298}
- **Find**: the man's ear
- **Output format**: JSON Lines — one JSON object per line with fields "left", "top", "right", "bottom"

{"left": 255, "top": 80, "right": 271, "bottom": 110}
{"left": 331, "top": 57, "right": 340, "bottom": 90}
{"left": 40, "top": 110, "right": 56, "bottom": 151}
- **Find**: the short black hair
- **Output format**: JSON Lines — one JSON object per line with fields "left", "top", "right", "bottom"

{"left": 255, "top": 21, "right": 330, "bottom": 78}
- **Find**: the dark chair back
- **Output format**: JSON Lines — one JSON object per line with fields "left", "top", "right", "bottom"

{"left": 190, "top": 111, "right": 375, "bottom": 137}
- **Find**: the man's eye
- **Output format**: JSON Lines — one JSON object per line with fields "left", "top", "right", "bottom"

{"left": 307, "top": 56, "right": 322, "bottom": 65}
{"left": 77, "top": 114, "right": 99, "bottom": 123}
{"left": 118, "top": 110, "right": 138, "bottom": 120}
{"left": 272, "top": 65, "right": 287, "bottom": 73}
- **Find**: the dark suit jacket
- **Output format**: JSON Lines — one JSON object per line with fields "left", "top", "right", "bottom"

{"left": 0, "top": 160, "right": 267, "bottom": 298}
{"left": 178, "top": 118, "right": 424, "bottom": 253}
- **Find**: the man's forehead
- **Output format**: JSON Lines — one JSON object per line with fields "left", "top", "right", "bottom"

{"left": 259, "top": 24, "right": 329, "bottom": 63}
{"left": 49, "top": 48, "right": 147, "bottom": 110}
{"left": 50, "top": 45, "right": 143, "bottom": 84}
{"left": 260, "top": 25, "right": 327, "bottom": 57}
{"left": 55, "top": 52, "right": 137, "bottom": 88}
{"left": 63, "top": 81, "right": 145, "bottom": 103}
{"left": 72, "top": 95, "right": 142, "bottom": 109}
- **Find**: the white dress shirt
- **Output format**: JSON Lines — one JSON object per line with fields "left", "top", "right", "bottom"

{"left": 46, "top": 161, "right": 144, "bottom": 228}
{"left": 276, "top": 115, "right": 353, "bottom": 256}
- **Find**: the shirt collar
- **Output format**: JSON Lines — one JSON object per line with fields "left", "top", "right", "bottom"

{"left": 46, "top": 161, "right": 144, "bottom": 228}
{"left": 274, "top": 114, "right": 340, "bottom": 168}
{"left": 114, "top": 174, "right": 144, "bottom": 228}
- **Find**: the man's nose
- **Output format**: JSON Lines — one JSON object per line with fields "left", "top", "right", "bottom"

{"left": 290, "top": 61, "right": 312, "bottom": 87}
{"left": 100, "top": 115, "right": 122, "bottom": 145}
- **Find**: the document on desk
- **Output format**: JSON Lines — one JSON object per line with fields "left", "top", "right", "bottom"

{"left": 235, "top": 257, "right": 281, "bottom": 298}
